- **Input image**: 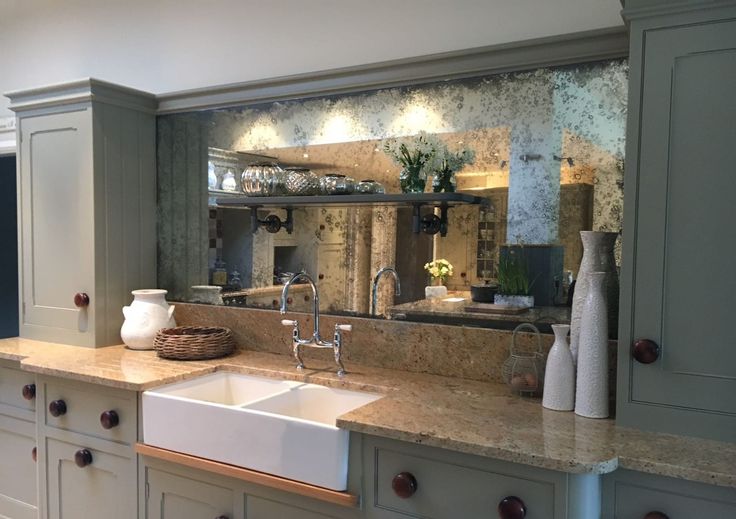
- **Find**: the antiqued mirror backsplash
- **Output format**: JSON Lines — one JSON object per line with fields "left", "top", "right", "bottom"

{"left": 157, "top": 59, "right": 627, "bottom": 331}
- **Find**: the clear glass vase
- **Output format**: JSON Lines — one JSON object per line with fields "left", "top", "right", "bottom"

{"left": 399, "top": 166, "right": 426, "bottom": 193}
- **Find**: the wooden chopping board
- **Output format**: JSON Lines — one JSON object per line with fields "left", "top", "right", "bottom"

{"left": 464, "top": 303, "right": 531, "bottom": 315}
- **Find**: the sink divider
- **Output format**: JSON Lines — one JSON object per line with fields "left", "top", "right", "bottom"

{"left": 135, "top": 442, "right": 360, "bottom": 507}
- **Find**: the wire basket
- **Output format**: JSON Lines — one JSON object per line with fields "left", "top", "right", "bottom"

{"left": 154, "top": 326, "right": 235, "bottom": 360}
{"left": 502, "top": 323, "right": 545, "bottom": 396}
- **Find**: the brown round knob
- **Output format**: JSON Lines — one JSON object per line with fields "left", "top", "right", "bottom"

{"left": 100, "top": 410, "right": 119, "bottom": 429}
{"left": 271, "top": 299, "right": 278, "bottom": 307}
{"left": 215, "top": 516, "right": 229, "bottom": 519}
{"left": 74, "top": 292, "right": 90, "bottom": 308}
{"left": 49, "top": 399, "right": 67, "bottom": 417}
{"left": 633, "top": 339, "right": 660, "bottom": 364}
{"left": 74, "top": 449, "right": 93, "bottom": 468}
{"left": 22, "top": 383, "right": 36, "bottom": 400}
{"left": 644, "top": 513, "right": 669, "bottom": 519}
{"left": 304, "top": 295, "right": 310, "bottom": 302}
{"left": 318, "top": 274, "right": 324, "bottom": 280}
{"left": 287, "top": 297, "right": 293, "bottom": 305}
{"left": 498, "top": 496, "right": 527, "bottom": 519}
{"left": 392, "top": 472, "right": 418, "bottom": 498}
{"left": 32, "top": 447, "right": 37, "bottom": 462}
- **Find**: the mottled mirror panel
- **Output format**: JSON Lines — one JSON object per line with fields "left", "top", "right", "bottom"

{"left": 157, "top": 59, "right": 627, "bottom": 330}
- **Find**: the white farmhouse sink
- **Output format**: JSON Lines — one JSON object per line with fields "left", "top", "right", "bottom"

{"left": 142, "top": 372, "right": 381, "bottom": 490}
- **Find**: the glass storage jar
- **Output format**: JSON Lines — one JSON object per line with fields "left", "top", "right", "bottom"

{"left": 241, "top": 162, "right": 284, "bottom": 196}
{"left": 283, "top": 167, "right": 319, "bottom": 196}
{"left": 320, "top": 173, "right": 356, "bottom": 195}
{"left": 355, "top": 179, "right": 385, "bottom": 194}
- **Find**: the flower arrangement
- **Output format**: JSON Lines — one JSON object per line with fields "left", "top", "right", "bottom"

{"left": 424, "top": 259, "right": 454, "bottom": 285}
{"left": 428, "top": 142, "right": 476, "bottom": 193}
{"left": 382, "top": 131, "right": 443, "bottom": 193}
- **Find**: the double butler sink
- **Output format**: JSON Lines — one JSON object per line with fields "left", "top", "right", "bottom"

{"left": 142, "top": 372, "right": 381, "bottom": 490}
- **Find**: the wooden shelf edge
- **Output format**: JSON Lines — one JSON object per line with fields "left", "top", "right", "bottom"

{"left": 135, "top": 443, "right": 360, "bottom": 508}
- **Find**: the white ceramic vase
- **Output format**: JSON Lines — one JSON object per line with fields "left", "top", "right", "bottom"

{"left": 570, "top": 231, "right": 619, "bottom": 365}
{"left": 574, "top": 272, "right": 609, "bottom": 419}
{"left": 120, "top": 289, "right": 176, "bottom": 350}
{"left": 542, "top": 324, "right": 575, "bottom": 411}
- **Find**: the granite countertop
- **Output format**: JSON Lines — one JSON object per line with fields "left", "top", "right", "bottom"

{"left": 388, "top": 293, "right": 571, "bottom": 325}
{"left": 0, "top": 337, "right": 734, "bottom": 489}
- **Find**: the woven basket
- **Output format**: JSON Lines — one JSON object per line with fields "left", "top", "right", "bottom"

{"left": 153, "top": 326, "right": 235, "bottom": 360}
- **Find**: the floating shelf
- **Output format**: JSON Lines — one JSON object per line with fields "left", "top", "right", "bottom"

{"left": 216, "top": 193, "right": 490, "bottom": 237}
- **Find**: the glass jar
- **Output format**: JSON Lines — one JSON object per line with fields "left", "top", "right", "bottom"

{"left": 283, "top": 167, "right": 319, "bottom": 196}
{"left": 320, "top": 173, "right": 356, "bottom": 195}
{"left": 355, "top": 179, "right": 385, "bottom": 194}
{"left": 241, "top": 162, "right": 284, "bottom": 196}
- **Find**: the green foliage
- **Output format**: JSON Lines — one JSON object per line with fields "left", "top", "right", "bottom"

{"left": 497, "top": 255, "right": 534, "bottom": 296}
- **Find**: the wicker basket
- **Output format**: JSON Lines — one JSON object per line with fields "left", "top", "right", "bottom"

{"left": 153, "top": 326, "right": 235, "bottom": 360}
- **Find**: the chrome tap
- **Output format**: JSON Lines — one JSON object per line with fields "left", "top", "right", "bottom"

{"left": 280, "top": 272, "right": 350, "bottom": 376}
{"left": 371, "top": 267, "right": 401, "bottom": 317}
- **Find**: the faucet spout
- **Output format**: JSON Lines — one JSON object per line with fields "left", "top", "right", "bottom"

{"left": 280, "top": 272, "right": 320, "bottom": 341}
{"left": 372, "top": 267, "right": 401, "bottom": 317}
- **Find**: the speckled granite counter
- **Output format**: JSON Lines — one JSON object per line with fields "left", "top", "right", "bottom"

{"left": 0, "top": 337, "right": 734, "bottom": 489}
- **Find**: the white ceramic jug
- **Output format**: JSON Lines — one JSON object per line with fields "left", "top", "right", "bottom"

{"left": 121, "top": 289, "right": 176, "bottom": 350}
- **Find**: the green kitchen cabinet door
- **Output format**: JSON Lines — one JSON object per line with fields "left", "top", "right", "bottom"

{"left": 618, "top": 10, "right": 736, "bottom": 441}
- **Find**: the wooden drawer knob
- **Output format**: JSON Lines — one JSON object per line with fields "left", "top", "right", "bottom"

{"left": 100, "top": 410, "right": 119, "bottom": 429}
{"left": 49, "top": 399, "right": 67, "bottom": 417}
{"left": 74, "top": 292, "right": 90, "bottom": 308}
{"left": 392, "top": 472, "right": 418, "bottom": 498}
{"left": 215, "top": 516, "right": 229, "bottom": 519}
{"left": 32, "top": 447, "right": 37, "bottom": 462}
{"left": 498, "top": 495, "right": 527, "bottom": 519}
{"left": 633, "top": 339, "right": 660, "bottom": 364}
{"left": 644, "top": 513, "right": 669, "bottom": 519}
{"left": 22, "top": 383, "right": 36, "bottom": 400}
{"left": 74, "top": 449, "right": 93, "bottom": 468}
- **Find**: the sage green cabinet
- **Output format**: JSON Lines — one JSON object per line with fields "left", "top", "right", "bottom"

{"left": 145, "top": 467, "right": 235, "bottom": 519}
{"left": 246, "top": 496, "right": 342, "bottom": 518}
{"left": 617, "top": 2, "right": 736, "bottom": 441}
{"left": 45, "top": 437, "right": 136, "bottom": 519}
{"left": 602, "top": 469, "right": 736, "bottom": 518}
{"left": 6, "top": 78, "right": 157, "bottom": 347}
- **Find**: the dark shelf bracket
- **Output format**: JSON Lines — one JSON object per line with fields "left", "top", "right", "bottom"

{"left": 412, "top": 203, "right": 449, "bottom": 237}
{"left": 251, "top": 207, "right": 294, "bottom": 234}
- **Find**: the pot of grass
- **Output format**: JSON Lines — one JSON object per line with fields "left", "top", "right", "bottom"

{"left": 494, "top": 255, "right": 535, "bottom": 308}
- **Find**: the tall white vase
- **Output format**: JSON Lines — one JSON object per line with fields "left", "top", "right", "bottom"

{"left": 575, "top": 272, "right": 609, "bottom": 419}
{"left": 570, "top": 231, "right": 618, "bottom": 365}
{"left": 120, "top": 289, "right": 176, "bottom": 350}
{"left": 542, "top": 324, "right": 575, "bottom": 411}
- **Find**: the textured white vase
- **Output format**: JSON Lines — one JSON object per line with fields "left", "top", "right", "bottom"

{"left": 570, "top": 231, "right": 618, "bottom": 365}
{"left": 120, "top": 289, "right": 176, "bottom": 350}
{"left": 542, "top": 324, "right": 575, "bottom": 411}
{"left": 574, "top": 272, "right": 609, "bottom": 419}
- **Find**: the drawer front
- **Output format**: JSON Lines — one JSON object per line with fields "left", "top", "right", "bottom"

{"left": 247, "top": 496, "right": 342, "bottom": 519}
{"left": 0, "top": 365, "right": 36, "bottom": 413}
{"left": 42, "top": 378, "right": 136, "bottom": 444}
{"left": 371, "top": 446, "right": 556, "bottom": 519}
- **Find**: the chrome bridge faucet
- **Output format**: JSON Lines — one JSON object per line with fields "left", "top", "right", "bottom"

{"left": 372, "top": 266, "right": 401, "bottom": 317}
{"left": 280, "top": 271, "right": 351, "bottom": 376}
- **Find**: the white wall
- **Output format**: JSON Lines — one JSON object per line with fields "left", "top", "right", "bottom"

{"left": 0, "top": 0, "right": 622, "bottom": 118}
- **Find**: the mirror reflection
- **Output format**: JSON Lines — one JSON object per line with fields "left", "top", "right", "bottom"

{"left": 157, "top": 59, "right": 628, "bottom": 331}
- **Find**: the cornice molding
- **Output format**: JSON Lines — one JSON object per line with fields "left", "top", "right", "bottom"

{"left": 156, "top": 26, "right": 629, "bottom": 114}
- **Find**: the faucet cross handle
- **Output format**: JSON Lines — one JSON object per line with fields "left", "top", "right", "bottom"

{"left": 333, "top": 324, "right": 352, "bottom": 377}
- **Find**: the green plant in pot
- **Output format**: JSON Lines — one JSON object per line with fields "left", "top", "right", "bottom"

{"left": 494, "top": 255, "right": 535, "bottom": 308}
{"left": 382, "top": 131, "right": 441, "bottom": 193}
{"left": 428, "top": 142, "right": 476, "bottom": 193}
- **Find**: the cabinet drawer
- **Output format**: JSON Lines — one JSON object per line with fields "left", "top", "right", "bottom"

{"left": 603, "top": 470, "right": 736, "bottom": 519}
{"left": 0, "top": 364, "right": 36, "bottom": 413}
{"left": 42, "top": 378, "right": 136, "bottom": 444}
{"left": 247, "top": 495, "right": 342, "bottom": 519}
{"left": 370, "top": 444, "right": 557, "bottom": 519}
